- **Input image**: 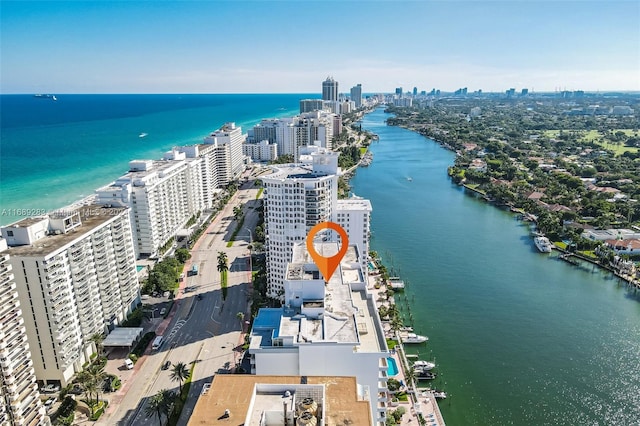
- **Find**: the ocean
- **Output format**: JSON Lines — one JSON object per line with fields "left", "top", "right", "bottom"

{"left": 0, "top": 94, "right": 309, "bottom": 225}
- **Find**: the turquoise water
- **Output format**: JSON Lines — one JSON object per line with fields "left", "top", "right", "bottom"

{"left": 387, "top": 357, "right": 399, "bottom": 376}
{"left": 136, "top": 265, "right": 144, "bottom": 272}
{"left": 0, "top": 94, "right": 308, "bottom": 225}
{"left": 352, "top": 108, "right": 640, "bottom": 426}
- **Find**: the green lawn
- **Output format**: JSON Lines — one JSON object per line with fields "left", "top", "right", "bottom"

{"left": 543, "top": 129, "right": 639, "bottom": 156}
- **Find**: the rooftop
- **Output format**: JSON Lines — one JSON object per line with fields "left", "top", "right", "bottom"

{"left": 253, "top": 242, "right": 385, "bottom": 352}
{"left": 187, "top": 375, "right": 371, "bottom": 426}
{"left": 5, "top": 205, "right": 127, "bottom": 257}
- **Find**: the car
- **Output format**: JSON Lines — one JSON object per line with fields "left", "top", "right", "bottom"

{"left": 41, "top": 384, "right": 60, "bottom": 393}
{"left": 69, "top": 384, "right": 83, "bottom": 395}
{"left": 161, "top": 360, "right": 171, "bottom": 370}
{"left": 197, "top": 294, "right": 203, "bottom": 300}
{"left": 44, "top": 397, "right": 56, "bottom": 410}
{"left": 160, "top": 308, "right": 167, "bottom": 315}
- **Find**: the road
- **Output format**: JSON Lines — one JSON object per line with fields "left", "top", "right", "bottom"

{"left": 96, "top": 169, "right": 262, "bottom": 426}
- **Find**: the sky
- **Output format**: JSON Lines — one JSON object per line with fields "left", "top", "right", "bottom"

{"left": 1, "top": 0, "right": 639, "bottom": 94}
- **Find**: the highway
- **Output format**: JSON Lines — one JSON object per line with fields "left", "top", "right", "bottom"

{"left": 96, "top": 171, "right": 262, "bottom": 426}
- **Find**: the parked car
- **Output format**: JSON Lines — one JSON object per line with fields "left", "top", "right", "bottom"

{"left": 160, "top": 308, "right": 167, "bottom": 315}
{"left": 44, "top": 397, "right": 56, "bottom": 410}
{"left": 40, "top": 384, "right": 60, "bottom": 394}
{"left": 69, "top": 384, "right": 83, "bottom": 395}
{"left": 124, "top": 358, "right": 134, "bottom": 370}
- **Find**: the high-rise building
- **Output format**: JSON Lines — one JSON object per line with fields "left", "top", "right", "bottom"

{"left": 202, "top": 122, "right": 246, "bottom": 185}
{"left": 322, "top": 76, "right": 339, "bottom": 101}
{"left": 1, "top": 206, "right": 139, "bottom": 386}
{"left": 395, "top": 87, "right": 403, "bottom": 96}
{"left": 249, "top": 241, "right": 387, "bottom": 424}
{"left": 412, "top": 87, "right": 418, "bottom": 96}
{"left": 96, "top": 154, "right": 202, "bottom": 258}
{"left": 0, "top": 238, "right": 50, "bottom": 426}
{"left": 336, "top": 196, "right": 372, "bottom": 272}
{"left": 350, "top": 84, "right": 363, "bottom": 108}
{"left": 261, "top": 150, "right": 339, "bottom": 298}
{"left": 261, "top": 150, "right": 372, "bottom": 298}
{"left": 299, "top": 99, "right": 326, "bottom": 113}
{"left": 242, "top": 139, "right": 278, "bottom": 162}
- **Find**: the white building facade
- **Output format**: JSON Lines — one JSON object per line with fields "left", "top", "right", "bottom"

{"left": 0, "top": 206, "right": 140, "bottom": 386}
{"left": 336, "top": 196, "right": 372, "bottom": 272}
{"left": 202, "top": 122, "right": 246, "bottom": 185}
{"left": 242, "top": 139, "right": 278, "bottom": 162}
{"left": 95, "top": 156, "right": 199, "bottom": 258}
{"left": 0, "top": 238, "right": 50, "bottom": 426}
{"left": 249, "top": 242, "right": 388, "bottom": 425}
{"left": 261, "top": 150, "right": 373, "bottom": 299}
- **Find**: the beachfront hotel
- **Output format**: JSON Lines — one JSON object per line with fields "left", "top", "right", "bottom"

{"left": 187, "top": 375, "right": 372, "bottom": 426}
{"left": 248, "top": 241, "right": 389, "bottom": 425}
{"left": 0, "top": 206, "right": 139, "bottom": 386}
{"left": 201, "top": 122, "right": 246, "bottom": 187}
{"left": 0, "top": 238, "right": 50, "bottom": 426}
{"left": 248, "top": 112, "right": 339, "bottom": 160}
{"left": 95, "top": 153, "right": 204, "bottom": 258}
{"left": 242, "top": 139, "right": 278, "bottom": 163}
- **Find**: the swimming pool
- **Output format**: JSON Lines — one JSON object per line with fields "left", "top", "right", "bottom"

{"left": 136, "top": 265, "right": 144, "bottom": 272}
{"left": 387, "top": 357, "right": 399, "bottom": 376}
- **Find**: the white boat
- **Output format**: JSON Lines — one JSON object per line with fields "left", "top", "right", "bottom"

{"left": 413, "top": 360, "right": 436, "bottom": 370}
{"left": 52, "top": 95, "right": 57, "bottom": 101}
{"left": 402, "top": 333, "right": 428, "bottom": 344}
{"left": 433, "top": 390, "right": 447, "bottom": 399}
{"left": 534, "top": 236, "right": 553, "bottom": 253}
{"left": 400, "top": 326, "right": 414, "bottom": 332}
{"left": 388, "top": 277, "right": 405, "bottom": 289}
{"left": 139, "top": 133, "right": 148, "bottom": 138}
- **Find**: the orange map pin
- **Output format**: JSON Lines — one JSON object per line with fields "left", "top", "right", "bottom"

{"left": 306, "top": 221, "right": 349, "bottom": 282}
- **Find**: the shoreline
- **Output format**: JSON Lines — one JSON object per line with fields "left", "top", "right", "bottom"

{"left": 386, "top": 119, "right": 640, "bottom": 292}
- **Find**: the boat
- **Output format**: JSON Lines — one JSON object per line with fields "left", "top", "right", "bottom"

{"left": 34, "top": 94, "right": 56, "bottom": 100}
{"left": 417, "top": 371, "right": 437, "bottom": 380}
{"left": 412, "top": 360, "right": 436, "bottom": 370}
{"left": 402, "top": 333, "right": 428, "bottom": 344}
{"left": 400, "top": 326, "right": 414, "bottom": 332}
{"left": 52, "top": 95, "right": 57, "bottom": 101}
{"left": 139, "top": 133, "right": 148, "bottom": 138}
{"left": 433, "top": 390, "right": 447, "bottom": 399}
{"left": 407, "top": 177, "right": 413, "bottom": 182}
{"left": 388, "top": 277, "right": 405, "bottom": 289}
{"left": 534, "top": 236, "right": 553, "bottom": 253}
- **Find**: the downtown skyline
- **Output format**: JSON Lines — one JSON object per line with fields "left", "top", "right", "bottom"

{"left": 1, "top": 0, "right": 639, "bottom": 94}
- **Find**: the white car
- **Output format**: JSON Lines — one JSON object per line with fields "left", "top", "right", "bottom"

{"left": 41, "top": 384, "right": 60, "bottom": 393}
{"left": 44, "top": 397, "right": 56, "bottom": 409}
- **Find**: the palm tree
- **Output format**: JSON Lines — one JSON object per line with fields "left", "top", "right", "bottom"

{"left": 217, "top": 251, "right": 228, "bottom": 273}
{"left": 145, "top": 391, "right": 166, "bottom": 425}
{"left": 169, "top": 362, "right": 191, "bottom": 395}
{"left": 233, "top": 205, "right": 244, "bottom": 221}
{"left": 90, "top": 333, "right": 105, "bottom": 357}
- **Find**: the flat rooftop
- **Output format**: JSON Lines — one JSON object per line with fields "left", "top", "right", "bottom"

{"left": 255, "top": 242, "right": 384, "bottom": 352}
{"left": 6, "top": 205, "right": 127, "bottom": 257}
{"left": 187, "top": 375, "right": 371, "bottom": 426}
{"left": 261, "top": 163, "right": 332, "bottom": 181}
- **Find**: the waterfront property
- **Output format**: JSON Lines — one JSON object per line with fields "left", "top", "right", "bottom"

{"left": 0, "top": 205, "right": 139, "bottom": 386}
{"left": 187, "top": 375, "right": 372, "bottom": 426}
{"left": 0, "top": 238, "right": 50, "bottom": 426}
{"left": 249, "top": 241, "right": 389, "bottom": 425}
{"left": 261, "top": 149, "right": 371, "bottom": 300}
